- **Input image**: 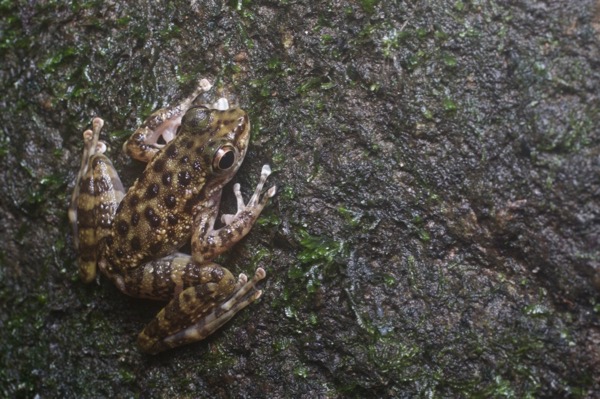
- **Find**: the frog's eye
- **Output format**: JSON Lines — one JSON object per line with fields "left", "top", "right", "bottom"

{"left": 182, "top": 106, "right": 211, "bottom": 130}
{"left": 213, "top": 145, "right": 237, "bottom": 171}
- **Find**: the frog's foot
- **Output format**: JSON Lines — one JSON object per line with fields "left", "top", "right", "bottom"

{"left": 192, "top": 164, "right": 276, "bottom": 261}
{"left": 123, "top": 78, "right": 214, "bottom": 162}
{"left": 137, "top": 267, "right": 266, "bottom": 354}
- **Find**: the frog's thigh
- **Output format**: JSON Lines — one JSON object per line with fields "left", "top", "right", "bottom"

{"left": 77, "top": 153, "right": 125, "bottom": 283}
{"left": 137, "top": 264, "right": 266, "bottom": 354}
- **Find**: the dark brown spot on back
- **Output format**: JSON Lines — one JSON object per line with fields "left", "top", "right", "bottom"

{"left": 180, "top": 155, "right": 189, "bottom": 164}
{"left": 166, "top": 144, "right": 178, "bottom": 158}
{"left": 167, "top": 214, "right": 178, "bottom": 226}
{"left": 162, "top": 172, "right": 172, "bottom": 186}
{"left": 192, "top": 160, "right": 202, "bottom": 171}
{"left": 130, "top": 236, "right": 142, "bottom": 251}
{"left": 164, "top": 194, "right": 177, "bottom": 209}
{"left": 129, "top": 194, "right": 140, "bottom": 207}
{"left": 149, "top": 242, "right": 162, "bottom": 255}
{"left": 146, "top": 183, "right": 160, "bottom": 198}
{"left": 144, "top": 206, "right": 162, "bottom": 228}
{"left": 116, "top": 220, "right": 129, "bottom": 236}
{"left": 131, "top": 212, "right": 140, "bottom": 226}
{"left": 153, "top": 158, "right": 166, "bottom": 173}
{"left": 178, "top": 170, "right": 192, "bottom": 186}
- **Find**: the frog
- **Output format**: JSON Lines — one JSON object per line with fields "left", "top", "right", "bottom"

{"left": 68, "top": 78, "right": 276, "bottom": 354}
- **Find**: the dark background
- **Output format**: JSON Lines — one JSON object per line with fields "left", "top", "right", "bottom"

{"left": 1, "top": 1, "right": 598, "bottom": 397}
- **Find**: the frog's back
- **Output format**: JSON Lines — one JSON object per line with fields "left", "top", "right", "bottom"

{"left": 104, "top": 106, "right": 250, "bottom": 270}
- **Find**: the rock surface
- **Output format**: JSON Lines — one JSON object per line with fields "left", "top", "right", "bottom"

{"left": 0, "top": 1, "right": 598, "bottom": 397}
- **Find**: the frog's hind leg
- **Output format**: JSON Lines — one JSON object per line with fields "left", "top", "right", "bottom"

{"left": 69, "top": 117, "right": 125, "bottom": 283}
{"left": 136, "top": 259, "right": 266, "bottom": 354}
{"left": 69, "top": 118, "right": 103, "bottom": 245}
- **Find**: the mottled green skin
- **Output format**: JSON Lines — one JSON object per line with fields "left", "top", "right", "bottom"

{"left": 69, "top": 86, "right": 275, "bottom": 354}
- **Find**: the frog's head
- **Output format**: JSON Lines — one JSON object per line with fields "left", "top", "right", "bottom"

{"left": 179, "top": 105, "right": 250, "bottom": 180}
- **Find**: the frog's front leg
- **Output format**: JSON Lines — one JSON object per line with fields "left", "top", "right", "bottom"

{"left": 192, "top": 164, "right": 277, "bottom": 262}
{"left": 123, "top": 79, "right": 213, "bottom": 162}
{"left": 69, "top": 117, "right": 125, "bottom": 283}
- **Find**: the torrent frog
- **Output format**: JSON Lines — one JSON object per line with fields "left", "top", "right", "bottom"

{"left": 68, "top": 79, "right": 276, "bottom": 354}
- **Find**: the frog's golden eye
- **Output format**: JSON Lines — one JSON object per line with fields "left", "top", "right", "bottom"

{"left": 213, "top": 145, "right": 237, "bottom": 171}
{"left": 182, "top": 106, "right": 211, "bottom": 130}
